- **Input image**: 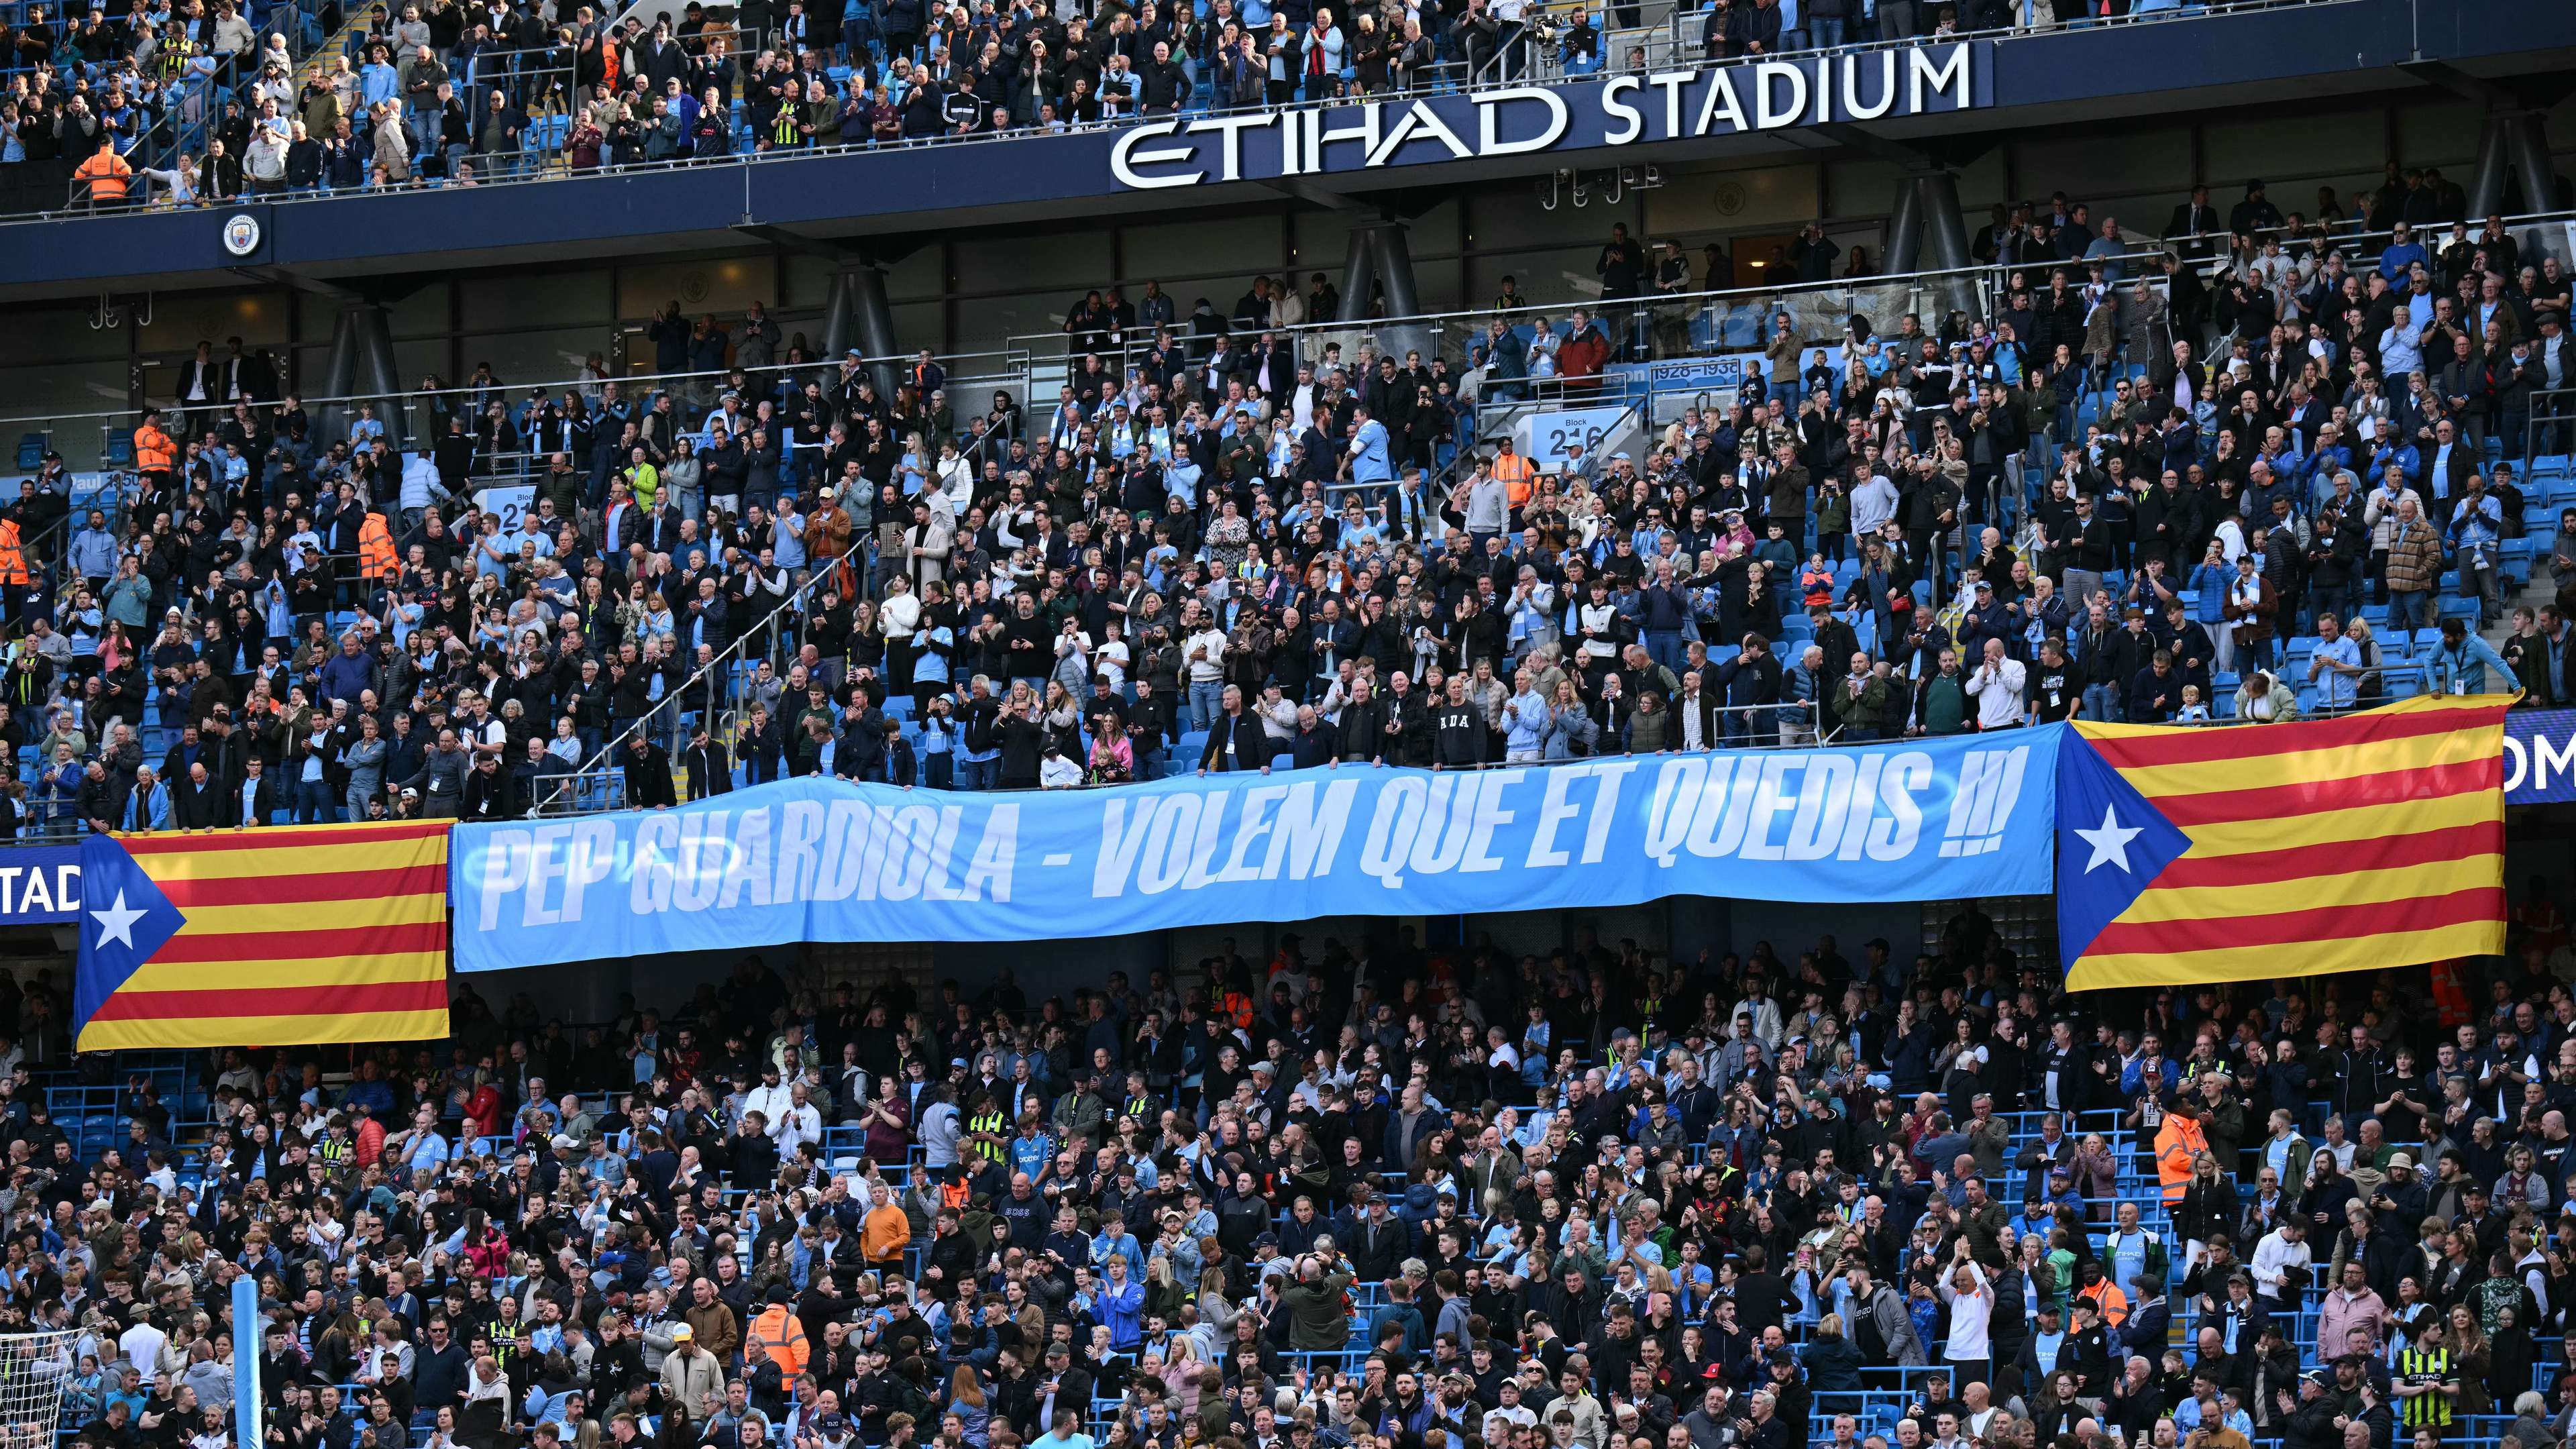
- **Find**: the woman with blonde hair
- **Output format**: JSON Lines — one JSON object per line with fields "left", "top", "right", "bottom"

{"left": 1161, "top": 1338, "right": 1205, "bottom": 1417}
{"left": 1197, "top": 1267, "right": 1244, "bottom": 1337}
{"left": 1801, "top": 1310, "right": 1864, "bottom": 1391}
{"left": 2174, "top": 1148, "right": 2235, "bottom": 1276}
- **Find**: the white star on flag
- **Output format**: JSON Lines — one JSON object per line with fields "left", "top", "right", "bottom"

{"left": 89, "top": 890, "right": 146, "bottom": 951}
{"left": 2073, "top": 805, "right": 2143, "bottom": 875}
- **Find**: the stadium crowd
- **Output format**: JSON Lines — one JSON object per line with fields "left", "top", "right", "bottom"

{"left": 0, "top": 176, "right": 2564, "bottom": 827}
{"left": 12, "top": 914, "right": 2576, "bottom": 1449}
{"left": 0, "top": 0, "right": 2323, "bottom": 209}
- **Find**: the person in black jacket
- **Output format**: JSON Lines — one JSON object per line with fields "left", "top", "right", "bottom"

{"left": 1289, "top": 710, "right": 1335, "bottom": 769}
{"left": 623, "top": 735, "right": 678, "bottom": 808}
{"left": 172, "top": 759, "right": 229, "bottom": 830}
{"left": 996, "top": 694, "right": 1047, "bottom": 788}
{"left": 1377, "top": 674, "right": 1428, "bottom": 766}
{"left": 1713, "top": 633, "right": 1784, "bottom": 745}
{"left": 1334, "top": 680, "right": 1391, "bottom": 764}
{"left": 1198, "top": 686, "right": 1270, "bottom": 775}
{"left": 684, "top": 724, "right": 733, "bottom": 800}
{"left": 1125, "top": 678, "right": 1176, "bottom": 772}
{"left": 1430, "top": 676, "right": 1484, "bottom": 768}
{"left": 461, "top": 751, "right": 520, "bottom": 820}
{"left": 737, "top": 705, "right": 784, "bottom": 784}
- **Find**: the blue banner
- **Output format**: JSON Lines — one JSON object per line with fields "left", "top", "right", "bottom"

{"left": 0, "top": 846, "right": 83, "bottom": 925}
{"left": 450, "top": 731, "right": 2057, "bottom": 971}
{"left": 2506, "top": 708, "right": 2576, "bottom": 804}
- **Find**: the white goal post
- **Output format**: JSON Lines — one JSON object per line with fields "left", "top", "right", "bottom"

{"left": 0, "top": 1330, "right": 75, "bottom": 1449}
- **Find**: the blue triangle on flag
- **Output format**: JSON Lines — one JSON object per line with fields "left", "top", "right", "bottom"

{"left": 70, "top": 834, "right": 187, "bottom": 1042}
{"left": 2053, "top": 729, "right": 2192, "bottom": 977}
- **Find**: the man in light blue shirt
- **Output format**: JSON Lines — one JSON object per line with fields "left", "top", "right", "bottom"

{"left": 67, "top": 511, "right": 117, "bottom": 588}
{"left": 2427, "top": 615, "right": 2512, "bottom": 694}
{"left": 1348, "top": 405, "right": 1393, "bottom": 494}
{"left": 1033, "top": 1409, "right": 1097, "bottom": 1449}
{"left": 392, "top": 1104, "right": 451, "bottom": 1174}
{"left": 2082, "top": 217, "right": 2127, "bottom": 281}
{"left": 2377, "top": 315, "right": 2423, "bottom": 379}
{"left": 2308, "top": 613, "right": 2364, "bottom": 711}
{"left": 1091, "top": 1216, "right": 1146, "bottom": 1279}
{"left": 1500, "top": 672, "right": 1550, "bottom": 762}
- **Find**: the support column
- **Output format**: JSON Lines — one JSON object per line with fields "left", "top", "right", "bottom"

{"left": 327, "top": 301, "right": 400, "bottom": 445}
{"left": 2469, "top": 112, "right": 2512, "bottom": 221}
{"left": 1360, "top": 221, "right": 1438, "bottom": 367}
{"left": 1371, "top": 221, "right": 1421, "bottom": 320}
{"left": 822, "top": 263, "right": 902, "bottom": 399}
{"left": 2506, "top": 110, "right": 2559, "bottom": 219}
{"left": 320, "top": 309, "right": 358, "bottom": 414}
{"left": 1915, "top": 170, "right": 1980, "bottom": 323}
{"left": 1882, "top": 175, "right": 1925, "bottom": 276}
{"left": 1917, "top": 172, "right": 1972, "bottom": 273}
{"left": 1335, "top": 224, "right": 1379, "bottom": 324}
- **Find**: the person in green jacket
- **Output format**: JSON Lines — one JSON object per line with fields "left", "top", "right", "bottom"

{"left": 1279, "top": 1256, "right": 1356, "bottom": 1352}
{"left": 1916, "top": 649, "right": 1970, "bottom": 735}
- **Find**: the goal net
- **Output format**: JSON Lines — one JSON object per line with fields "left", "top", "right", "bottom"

{"left": 0, "top": 1331, "right": 75, "bottom": 1449}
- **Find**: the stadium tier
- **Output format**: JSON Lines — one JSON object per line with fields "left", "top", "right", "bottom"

{"left": 0, "top": 7, "right": 2572, "bottom": 1449}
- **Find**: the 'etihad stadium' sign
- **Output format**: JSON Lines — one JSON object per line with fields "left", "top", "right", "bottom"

{"left": 1110, "top": 41, "right": 1986, "bottom": 190}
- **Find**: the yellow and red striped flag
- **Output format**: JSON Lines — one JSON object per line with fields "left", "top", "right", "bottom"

{"left": 2054, "top": 694, "right": 2510, "bottom": 991}
{"left": 72, "top": 820, "right": 451, "bottom": 1051}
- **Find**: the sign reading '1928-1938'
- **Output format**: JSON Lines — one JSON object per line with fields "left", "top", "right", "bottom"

{"left": 1110, "top": 40, "right": 1985, "bottom": 190}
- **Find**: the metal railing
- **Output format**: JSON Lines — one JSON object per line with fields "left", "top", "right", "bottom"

{"left": 1011, "top": 251, "right": 2167, "bottom": 396}
{"left": 0, "top": 0, "right": 2359, "bottom": 223}
{"left": 1014, "top": 202, "right": 2576, "bottom": 411}
{"left": 2521, "top": 386, "right": 2576, "bottom": 476}
{"left": 0, "top": 348, "right": 1036, "bottom": 473}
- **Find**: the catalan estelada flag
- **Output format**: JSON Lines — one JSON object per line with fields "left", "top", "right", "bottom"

{"left": 72, "top": 821, "right": 451, "bottom": 1051}
{"left": 2055, "top": 694, "right": 2511, "bottom": 992}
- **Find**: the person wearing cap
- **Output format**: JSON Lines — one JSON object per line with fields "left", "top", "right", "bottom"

{"left": 1032, "top": 1348, "right": 1094, "bottom": 1443}
{"left": 657, "top": 1319, "right": 722, "bottom": 1440}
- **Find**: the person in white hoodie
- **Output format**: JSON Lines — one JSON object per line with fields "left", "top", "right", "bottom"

{"left": 739, "top": 1062, "right": 794, "bottom": 1137}
{"left": 932, "top": 439, "right": 974, "bottom": 517}
{"left": 244, "top": 126, "right": 284, "bottom": 195}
